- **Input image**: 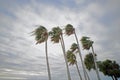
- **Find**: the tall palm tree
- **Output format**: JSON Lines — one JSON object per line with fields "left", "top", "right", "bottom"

{"left": 49, "top": 27, "right": 71, "bottom": 80}
{"left": 81, "top": 36, "right": 101, "bottom": 80}
{"left": 32, "top": 26, "right": 51, "bottom": 80}
{"left": 65, "top": 24, "right": 88, "bottom": 80}
{"left": 66, "top": 50, "right": 83, "bottom": 80}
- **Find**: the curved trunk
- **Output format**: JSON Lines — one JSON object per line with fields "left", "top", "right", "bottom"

{"left": 91, "top": 45, "right": 101, "bottom": 80}
{"left": 60, "top": 34, "right": 71, "bottom": 80}
{"left": 45, "top": 40, "right": 51, "bottom": 80}
{"left": 75, "top": 62, "right": 83, "bottom": 80}
{"left": 74, "top": 31, "right": 87, "bottom": 80}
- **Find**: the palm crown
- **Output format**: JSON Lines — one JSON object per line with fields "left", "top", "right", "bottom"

{"left": 70, "top": 43, "right": 78, "bottom": 53}
{"left": 49, "top": 27, "right": 62, "bottom": 43}
{"left": 84, "top": 53, "right": 95, "bottom": 71}
{"left": 80, "top": 36, "right": 94, "bottom": 50}
{"left": 32, "top": 26, "right": 48, "bottom": 44}
{"left": 65, "top": 24, "right": 75, "bottom": 36}
{"left": 66, "top": 50, "right": 76, "bottom": 65}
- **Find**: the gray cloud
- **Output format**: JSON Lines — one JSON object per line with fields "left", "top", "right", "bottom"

{"left": 0, "top": 0, "right": 120, "bottom": 80}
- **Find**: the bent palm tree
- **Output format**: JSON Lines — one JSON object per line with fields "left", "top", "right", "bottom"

{"left": 65, "top": 24, "right": 87, "bottom": 80}
{"left": 70, "top": 43, "right": 90, "bottom": 80}
{"left": 67, "top": 50, "right": 83, "bottom": 80}
{"left": 81, "top": 36, "right": 101, "bottom": 80}
{"left": 49, "top": 27, "right": 71, "bottom": 80}
{"left": 32, "top": 26, "right": 51, "bottom": 80}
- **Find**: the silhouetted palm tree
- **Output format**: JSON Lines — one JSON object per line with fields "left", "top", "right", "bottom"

{"left": 49, "top": 27, "right": 71, "bottom": 80}
{"left": 65, "top": 24, "right": 87, "bottom": 80}
{"left": 32, "top": 26, "right": 51, "bottom": 80}
{"left": 66, "top": 50, "right": 82, "bottom": 80}
{"left": 81, "top": 36, "right": 101, "bottom": 80}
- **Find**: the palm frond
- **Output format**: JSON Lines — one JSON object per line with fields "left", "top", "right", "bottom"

{"left": 66, "top": 50, "right": 76, "bottom": 66}
{"left": 80, "top": 36, "right": 93, "bottom": 50}
{"left": 49, "top": 27, "right": 62, "bottom": 43}
{"left": 32, "top": 26, "right": 48, "bottom": 44}
{"left": 65, "top": 24, "right": 75, "bottom": 36}
{"left": 70, "top": 43, "right": 78, "bottom": 53}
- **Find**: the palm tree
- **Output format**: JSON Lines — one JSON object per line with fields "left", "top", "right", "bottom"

{"left": 98, "top": 60, "right": 120, "bottom": 80}
{"left": 65, "top": 24, "right": 87, "bottom": 80}
{"left": 49, "top": 27, "right": 71, "bottom": 80}
{"left": 66, "top": 50, "right": 83, "bottom": 80}
{"left": 81, "top": 36, "right": 101, "bottom": 80}
{"left": 70, "top": 43, "right": 90, "bottom": 80}
{"left": 32, "top": 26, "right": 51, "bottom": 80}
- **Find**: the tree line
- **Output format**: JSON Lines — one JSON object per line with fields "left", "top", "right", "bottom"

{"left": 31, "top": 24, "right": 120, "bottom": 80}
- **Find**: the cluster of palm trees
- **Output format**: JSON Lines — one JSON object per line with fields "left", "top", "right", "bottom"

{"left": 98, "top": 59, "right": 120, "bottom": 80}
{"left": 66, "top": 43, "right": 83, "bottom": 80}
{"left": 32, "top": 24, "right": 101, "bottom": 80}
{"left": 84, "top": 53, "right": 120, "bottom": 80}
{"left": 81, "top": 36, "right": 101, "bottom": 80}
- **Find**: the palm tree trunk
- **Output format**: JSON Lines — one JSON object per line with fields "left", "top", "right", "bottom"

{"left": 75, "top": 62, "right": 83, "bottom": 80}
{"left": 85, "top": 69, "right": 90, "bottom": 80}
{"left": 45, "top": 40, "right": 51, "bottom": 80}
{"left": 91, "top": 45, "right": 101, "bottom": 80}
{"left": 114, "top": 76, "right": 118, "bottom": 80}
{"left": 111, "top": 76, "right": 115, "bottom": 80}
{"left": 74, "top": 31, "right": 87, "bottom": 80}
{"left": 60, "top": 34, "right": 71, "bottom": 80}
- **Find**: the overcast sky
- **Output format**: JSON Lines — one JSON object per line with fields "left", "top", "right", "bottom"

{"left": 0, "top": 0, "right": 120, "bottom": 80}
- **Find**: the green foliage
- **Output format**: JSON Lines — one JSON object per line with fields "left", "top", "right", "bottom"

{"left": 66, "top": 50, "right": 76, "bottom": 65}
{"left": 98, "top": 59, "right": 120, "bottom": 78}
{"left": 80, "top": 36, "right": 94, "bottom": 50}
{"left": 32, "top": 25, "right": 48, "bottom": 44}
{"left": 65, "top": 24, "right": 75, "bottom": 36}
{"left": 49, "top": 27, "right": 62, "bottom": 43}
{"left": 84, "top": 53, "right": 95, "bottom": 71}
{"left": 70, "top": 43, "right": 78, "bottom": 53}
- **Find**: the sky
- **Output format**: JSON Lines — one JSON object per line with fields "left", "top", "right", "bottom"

{"left": 0, "top": 0, "right": 120, "bottom": 80}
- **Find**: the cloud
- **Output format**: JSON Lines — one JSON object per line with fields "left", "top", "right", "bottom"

{"left": 0, "top": 0, "right": 120, "bottom": 80}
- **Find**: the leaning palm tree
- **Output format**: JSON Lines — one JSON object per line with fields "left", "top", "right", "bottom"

{"left": 70, "top": 43, "right": 90, "bottom": 80}
{"left": 81, "top": 36, "right": 101, "bottom": 80}
{"left": 64, "top": 24, "right": 87, "bottom": 80}
{"left": 49, "top": 27, "right": 71, "bottom": 80}
{"left": 67, "top": 50, "right": 83, "bottom": 80}
{"left": 32, "top": 26, "right": 51, "bottom": 80}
